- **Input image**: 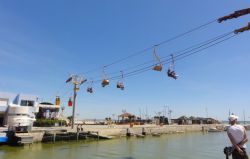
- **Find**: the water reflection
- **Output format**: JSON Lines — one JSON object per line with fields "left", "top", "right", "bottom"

{"left": 0, "top": 132, "right": 249, "bottom": 159}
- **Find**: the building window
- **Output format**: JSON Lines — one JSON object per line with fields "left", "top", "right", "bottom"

{"left": 0, "top": 98, "right": 8, "bottom": 106}
{"left": 20, "top": 100, "right": 34, "bottom": 106}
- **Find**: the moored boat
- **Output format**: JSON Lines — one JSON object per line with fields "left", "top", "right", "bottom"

{"left": 0, "top": 132, "right": 8, "bottom": 144}
{"left": 208, "top": 128, "right": 222, "bottom": 132}
{"left": 152, "top": 133, "right": 161, "bottom": 137}
{"left": 135, "top": 134, "right": 145, "bottom": 138}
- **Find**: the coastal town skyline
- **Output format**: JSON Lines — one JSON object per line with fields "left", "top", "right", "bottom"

{"left": 0, "top": 1, "right": 250, "bottom": 121}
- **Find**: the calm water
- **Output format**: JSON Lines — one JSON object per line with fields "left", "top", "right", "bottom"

{"left": 0, "top": 131, "right": 250, "bottom": 159}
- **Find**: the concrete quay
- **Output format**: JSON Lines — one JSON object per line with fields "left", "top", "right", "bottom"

{"left": 27, "top": 124, "right": 223, "bottom": 142}
{"left": 2, "top": 124, "right": 249, "bottom": 143}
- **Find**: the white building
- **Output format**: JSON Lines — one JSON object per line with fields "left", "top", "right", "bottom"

{"left": 0, "top": 92, "right": 39, "bottom": 131}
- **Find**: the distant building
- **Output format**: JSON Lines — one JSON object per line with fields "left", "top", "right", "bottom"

{"left": 171, "top": 116, "right": 220, "bottom": 125}
{"left": 118, "top": 112, "right": 137, "bottom": 124}
{"left": 36, "top": 102, "right": 60, "bottom": 119}
{"left": 153, "top": 116, "right": 169, "bottom": 125}
{"left": 0, "top": 92, "right": 39, "bottom": 131}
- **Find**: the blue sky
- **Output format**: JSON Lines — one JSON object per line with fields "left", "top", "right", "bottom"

{"left": 0, "top": 1, "right": 250, "bottom": 120}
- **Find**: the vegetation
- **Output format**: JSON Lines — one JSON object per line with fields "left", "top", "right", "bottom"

{"left": 34, "top": 119, "right": 66, "bottom": 127}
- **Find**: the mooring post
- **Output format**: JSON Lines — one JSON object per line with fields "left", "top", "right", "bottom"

{"left": 97, "top": 131, "right": 99, "bottom": 141}
{"left": 142, "top": 127, "right": 146, "bottom": 135}
{"left": 126, "top": 128, "right": 131, "bottom": 137}
{"left": 77, "top": 132, "right": 79, "bottom": 141}
{"left": 53, "top": 133, "right": 56, "bottom": 143}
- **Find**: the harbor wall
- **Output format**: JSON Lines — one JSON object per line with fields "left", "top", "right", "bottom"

{"left": 71, "top": 124, "right": 222, "bottom": 137}
{"left": 14, "top": 123, "right": 250, "bottom": 143}
{"left": 16, "top": 132, "right": 45, "bottom": 143}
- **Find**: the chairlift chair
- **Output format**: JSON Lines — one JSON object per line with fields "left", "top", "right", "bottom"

{"left": 68, "top": 98, "right": 73, "bottom": 107}
{"left": 167, "top": 69, "right": 178, "bottom": 80}
{"left": 87, "top": 80, "right": 94, "bottom": 93}
{"left": 153, "top": 65, "right": 163, "bottom": 71}
{"left": 101, "top": 67, "right": 110, "bottom": 87}
{"left": 102, "top": 79, "right": 109, "bottom": 87}
{"left": 55, "top": 96, "right": 60, "bottom": 105}
{"left": 87, "top": 87, "right": 93, "bottom": 93}
{"left": 116, "top": 71, "right": 125, "bottom": 90}
{"left": 167, "top": 54, "right": 178, "bottom": 80}
{"left": 152, "top": 46, "right": 163, "bottom": 71}
{"left": 117, "top": 82, "right": 125, "bottom": 90}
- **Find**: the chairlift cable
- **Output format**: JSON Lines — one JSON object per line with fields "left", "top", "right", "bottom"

{"left": 115, "top": 33, "right": 237, "bottom": 81}
{"left": 79, "top": 18, "right": 217, "bottom": 76}
{"left": 87, "top": 31, "right": 233, "bottom": 81}
{"left": 92, "top": 32, "right": 237, "bottom": 83}
{"left": 91, "top": 31, "right": 235, "bottom": 83}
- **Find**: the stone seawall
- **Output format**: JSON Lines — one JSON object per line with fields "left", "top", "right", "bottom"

{"left": 81, "top": 124, "right": 222, "bottom": 137}
{"left": 24, "top": 124, "right": 226, "bottom": 142}
{"left": 4, "top": 124, "right": 249, "bottom": 143}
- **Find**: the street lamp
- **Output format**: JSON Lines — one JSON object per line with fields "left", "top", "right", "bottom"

{"left": 164, "top": 106, "right": 173, "bottom": 124}
{"left": 60, "top": 106, "right": 65, "bottom": 126}
{"left": 66, "top": 74, "right": 87, "bottom": 129}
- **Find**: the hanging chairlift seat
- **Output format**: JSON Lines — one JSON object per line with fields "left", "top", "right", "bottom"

{"left": 55, "top": 96, "right": 60, "bottom": 105}
{"left": 87, "top": 87, "right": 93, "bottom": 93}
{"left": 68, "top": 98, "right": 73, "bottom": 107}
{"left": 167, "top": 69, "right": 178, "bottom": 80}
{"left": 117, "top": 82, "right": 125, "bottom": 90}
{"left": 153, "top": 65, "right": 163, "bottom": 71}
{"left": 152, "top": 46, "right": 162, "bottom": 72}
{"left": 102, "top": 79, "right": 109, "bottom": 87}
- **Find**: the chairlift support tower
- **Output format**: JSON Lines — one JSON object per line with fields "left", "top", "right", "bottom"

{"left": 66, "top": 74, "right": 87, "bottom": 129}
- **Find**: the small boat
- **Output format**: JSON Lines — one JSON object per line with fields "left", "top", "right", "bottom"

{"left": 0, "top": 132, "right": 8, "bottom": 144}
{"left": 208, "top": 128, "right": 222, "bottom": 132}
{"left": 151, "top": 133, "right": 161, "bottom": 137}
{"left": 135, "top": 134, "right": 145, "bottom": 138}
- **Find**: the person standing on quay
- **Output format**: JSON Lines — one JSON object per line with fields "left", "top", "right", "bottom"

{"left": 227, "top": 114, "right": 249, "bottom": 159}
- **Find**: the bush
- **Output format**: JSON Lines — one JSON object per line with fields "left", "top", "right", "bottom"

{"left": 34, "top": 119, "right": 66, "bottom": 127}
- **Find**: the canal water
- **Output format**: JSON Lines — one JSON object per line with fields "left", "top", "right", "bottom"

{"left": 0, "top": 131, "right": 250, "bottom": 159}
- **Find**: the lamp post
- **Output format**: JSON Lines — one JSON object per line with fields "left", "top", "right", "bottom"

{"left": 66, "top": 74, "right": 87, "bottom": 129}
{"left": 61, "top": 106, "right": 65, "bottom": 127}
{"left": 164, "top": 106, "right": 172, "bottom": 124}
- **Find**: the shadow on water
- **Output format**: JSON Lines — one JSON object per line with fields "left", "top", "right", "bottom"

{"left": 79, "top": 145, "right": 89, "bottom": 147}
{"left": 58, "top": 144, "right": 89, "bottom": 150}
{"left": 59, "top": 147, "right": 70, "bottom": 150}
{"left": 119, "top": 157, "right": 135, "bottom": 159}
